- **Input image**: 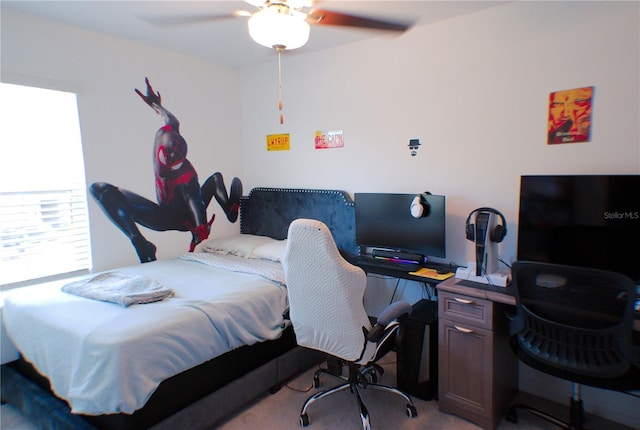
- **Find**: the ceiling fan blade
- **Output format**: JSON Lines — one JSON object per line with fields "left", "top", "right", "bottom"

{"left": 307, "top": 9, "right": 412, "bottom": 32}
{"left": 139, "top": 13, "right": 239, "bottom": 28}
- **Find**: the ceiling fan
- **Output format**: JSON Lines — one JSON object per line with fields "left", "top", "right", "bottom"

{"left": 141, "top": 1, "right": 413, "bottom": 124}
{"left": 142, "top": 1, "right": 413, "bottom": 50}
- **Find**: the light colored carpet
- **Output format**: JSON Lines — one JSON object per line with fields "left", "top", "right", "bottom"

{"left": 216, "top": 353, "right": 633, "bottom": 430}
{"left": 216, "top": 354, "right": 554, "bottom": 430}
{"left": 1, "top": 353, "right": 630, "bottom": 430}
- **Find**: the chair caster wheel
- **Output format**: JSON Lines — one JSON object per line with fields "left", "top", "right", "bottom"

{"left": 406, "top": 404, "right": 418, "bottom": 418}
{"left": 506, "top": 408, "right": 518, "bottom": 423}
{"left": 313, "top": 375, "right": 321, "bottom": 388}
{"left": 300, "top": 413, "right": 310, "bottom": 427}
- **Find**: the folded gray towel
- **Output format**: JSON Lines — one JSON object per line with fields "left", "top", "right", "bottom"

{"left": 62, "top": 272, "right": 174, "bottom": 307}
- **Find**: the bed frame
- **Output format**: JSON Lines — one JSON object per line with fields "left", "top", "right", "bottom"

{"left": 1, "top": 187, "right": 357, "bottom": 430}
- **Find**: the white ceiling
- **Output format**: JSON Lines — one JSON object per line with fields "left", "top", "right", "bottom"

{"left": 2, "top": 1, "right": 506, "bottom": 69}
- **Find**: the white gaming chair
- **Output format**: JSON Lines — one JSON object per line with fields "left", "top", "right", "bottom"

{"left": 283, "top": 218, "right": 418, "bottom": 430}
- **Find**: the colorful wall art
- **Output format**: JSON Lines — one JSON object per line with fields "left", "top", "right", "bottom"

{"left": 90, "top": 78, "right": 242, "bottom": 263}
{"left": 315, "top": 130, "right": 344, "bottom": 149}
{"left": 548, "top": 86, "right": 593, "bottom": 144}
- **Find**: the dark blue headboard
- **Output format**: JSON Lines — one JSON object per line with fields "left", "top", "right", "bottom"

{"left": 240, "top": 187, "right": 358, "bottom": 257}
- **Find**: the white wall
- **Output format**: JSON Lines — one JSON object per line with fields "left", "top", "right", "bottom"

{"left": 1, "top": 10, "right": 244, "bottom": 272}
{"left": 2, "top": 2, "right": 639, "bottom": 426}
{"left": 4, "top": 2, "right": 638, "bottom": 274}
{"left": 237, "top": 4, "right": 640, "bottom": 424}
{"left": 240, "top": 1, "right": 640, "bottom": 272}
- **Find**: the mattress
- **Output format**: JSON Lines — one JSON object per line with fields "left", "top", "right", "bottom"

{"left": 2, "top": 253, "right": 288, "bottom": 415}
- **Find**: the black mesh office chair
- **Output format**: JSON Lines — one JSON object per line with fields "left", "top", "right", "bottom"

{"left": 507, "top": 261, "right": 640, "bottom": 429}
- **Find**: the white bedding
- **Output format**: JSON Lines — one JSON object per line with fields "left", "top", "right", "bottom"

{"left": 2, "top": 253, "right": 288, "bottom": 415}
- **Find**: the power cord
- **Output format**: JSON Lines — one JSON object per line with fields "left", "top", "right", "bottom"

{"left": 389, "top": 277, "right": 401, "bottom": 304}
{"left": 284, "top": 381, "right": 314, "bottom": 393}
{"left": 284, "top": 363, "right": 323, "bottom": 393}
{"left": 498, "top": 257, "right": 512, "bottom": 269}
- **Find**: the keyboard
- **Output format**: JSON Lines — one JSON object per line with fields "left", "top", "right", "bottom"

{"left": 350, "top": 255, "right": 420, "bottom": 272}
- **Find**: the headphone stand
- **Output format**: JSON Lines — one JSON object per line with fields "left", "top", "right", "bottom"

{"left": 454, "top": 263, "right": 510, "bottom": 287}
{"left": 460, "top": 208, "right": 509, "bottom": 286}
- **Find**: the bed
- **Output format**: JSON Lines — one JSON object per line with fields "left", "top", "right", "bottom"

{"left": 1, "top": 187, "right": 358, "bottom": 430}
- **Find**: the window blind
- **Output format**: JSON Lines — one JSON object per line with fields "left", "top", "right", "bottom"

{"left": 1, "top": 189, "right": 91, "bottom": 286}
{"left": 0, "top": 83, "right": 92, "bottom": 288}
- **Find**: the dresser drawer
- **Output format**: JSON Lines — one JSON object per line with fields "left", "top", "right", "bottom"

{"left": 439, "top": 291, "right": 494, "bottom": 330}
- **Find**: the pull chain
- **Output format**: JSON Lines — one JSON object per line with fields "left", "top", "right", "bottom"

{"left": 277, "top": 47, "right": 284, "bottom": 124}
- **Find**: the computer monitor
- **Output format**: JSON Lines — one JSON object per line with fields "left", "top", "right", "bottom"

{"left": 517, "top": 175, "right": 640, "bottom": 283}
{"left": 355, "top": 193, "right": 446, "bottom": 260}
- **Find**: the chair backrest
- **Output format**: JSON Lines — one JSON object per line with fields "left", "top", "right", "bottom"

{"left": 510, "top": 261, "right": 638, "bottom": 380}
{"left": 283, "top": 218, "right": 372, "bottom": 362}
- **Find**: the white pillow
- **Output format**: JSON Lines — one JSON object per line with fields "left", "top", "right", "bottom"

{"left": 253, "top": 239, "right": 288, "bottom": 262}
{"left": 199, "top": 234, "right": 275, "bottom": 258}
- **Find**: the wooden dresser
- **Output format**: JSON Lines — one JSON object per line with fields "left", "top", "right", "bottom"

{"left": 437, "top": 277, "right": 518, "bottom": 430}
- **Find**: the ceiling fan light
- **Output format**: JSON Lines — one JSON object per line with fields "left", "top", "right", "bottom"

{"left": 248, "top": 9, "right": 310, "bottom": 50}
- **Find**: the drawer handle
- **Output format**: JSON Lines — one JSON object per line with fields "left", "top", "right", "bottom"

{"left": 454, "top": 325, "right": 475, "bottom": 334}
{"left": 454, "top": 297, "right": 474, "bottom": 305}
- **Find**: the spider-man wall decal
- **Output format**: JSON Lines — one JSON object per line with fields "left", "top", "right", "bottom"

{"left": 90, "top": 78, "right": 242, "bottom": 263}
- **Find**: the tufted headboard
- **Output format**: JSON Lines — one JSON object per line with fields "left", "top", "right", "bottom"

{"left": 239, "top": 187, "right": 358, "bottom": 257}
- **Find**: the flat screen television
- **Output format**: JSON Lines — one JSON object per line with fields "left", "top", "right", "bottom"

{"left": 517, "top": 175, "right": 640, "bottom": 284}
{"left": 355, "top": 193, "right": 446, "bottom": 259}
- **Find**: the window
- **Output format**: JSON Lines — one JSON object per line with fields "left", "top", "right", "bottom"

{"left": 0, "top": 83, "right": 92, "bottom": 288}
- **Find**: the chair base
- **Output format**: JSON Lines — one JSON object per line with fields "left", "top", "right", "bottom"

{"left": 299, "top": 363, "right": 417, "bottom": 430}
{"left": 506, "top": 397, "right": 585, "bottom": 430}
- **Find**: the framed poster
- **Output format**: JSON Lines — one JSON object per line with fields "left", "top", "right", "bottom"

{"left": 548, "top": 86, "right": 593, "bottom": 144}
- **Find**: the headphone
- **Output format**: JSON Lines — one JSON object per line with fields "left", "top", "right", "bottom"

{"left": 410, "top": 192, "right": 431, "bottom": 218}
{"left": 465, "top": 207, "right": 507, "bottom": 243}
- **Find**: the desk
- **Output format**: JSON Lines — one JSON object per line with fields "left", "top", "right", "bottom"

{"left": 436, "top": 277, "right": 640, "bottom": 430}
{"left": 437, "top": 277, "right": 517, "bottom": 430}
{"left": 439, "top": 276, "right": 640, "bottom": 331}
{"left": 351, "top": 258, "right": 457, "bottom": 285}
{"left": 352, "top": 262, "right": 506, "bottom": 428}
